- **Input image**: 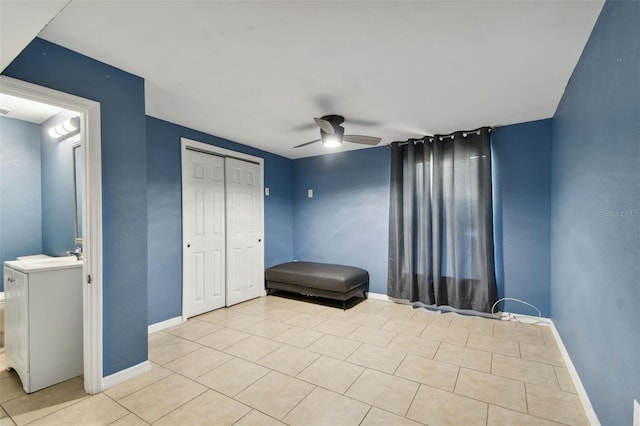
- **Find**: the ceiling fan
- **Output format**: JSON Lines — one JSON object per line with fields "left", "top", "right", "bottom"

{"left": 294, "top": 115, "right": 382, "bottom": 148}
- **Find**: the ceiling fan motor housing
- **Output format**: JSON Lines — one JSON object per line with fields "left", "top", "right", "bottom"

{"left": 321, "top": 114, "right": 345, "bottom": 126}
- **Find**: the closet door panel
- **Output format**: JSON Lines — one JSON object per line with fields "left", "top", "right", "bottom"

{"left": 225, "top": 157, "right": 263, "bottom": 306}
{"left": 183, "top": 150, "right": 226, "bottom": 318}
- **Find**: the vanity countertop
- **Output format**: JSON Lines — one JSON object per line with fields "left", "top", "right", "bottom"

{"left": 4, "top": 256, "right": 83, "bottom": 273}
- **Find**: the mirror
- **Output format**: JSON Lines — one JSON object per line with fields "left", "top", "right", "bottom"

{"left": 73, "top": 143, "right": 83, "bottom": 244}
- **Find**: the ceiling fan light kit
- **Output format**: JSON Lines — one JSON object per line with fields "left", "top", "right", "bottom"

{"left": 322, "top": 135, "right": 342, "bottom": 147}
{"left": 321, "top": 125, "right": 344, "bottom": 147}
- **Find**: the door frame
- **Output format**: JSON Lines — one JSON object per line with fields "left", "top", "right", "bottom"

{"left": 0, "top": 76, "right": 103, "bottom": 394}
{"left": 180, "top": 137, "right": 265, "bottom": 322}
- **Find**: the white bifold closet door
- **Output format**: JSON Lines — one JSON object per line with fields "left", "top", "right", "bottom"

{"left": 225, "top": 158, "right": 263, "bottom": 306}
{"left": 183, "top": 150, "right": 226, "bottom": 317}
{"left": 183, "top": 149, "right": 263, "bottom": 319}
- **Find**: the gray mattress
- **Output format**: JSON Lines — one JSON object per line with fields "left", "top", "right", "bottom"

{"left": 265, "top": 261, "right": 369, "bottom": 301}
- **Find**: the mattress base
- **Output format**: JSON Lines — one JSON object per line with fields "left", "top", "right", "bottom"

{"left": 265, "top": 280, "right": 368, "bottom": 301}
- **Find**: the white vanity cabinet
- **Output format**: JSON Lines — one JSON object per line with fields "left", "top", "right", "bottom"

{"left": 4, "top": 267, "right": 29, "bottom": 375}
{"left": 3, "top": 258, "right": 83, "bottom": 393}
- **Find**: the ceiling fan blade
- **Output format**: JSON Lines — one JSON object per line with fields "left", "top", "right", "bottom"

{"left": 292, "top": 122, "right": 318, "bottom": 131}
{"left": 293, "top": 138, "right": 322, "bottom": 148}
{"left": 345, "top": 118, "right": 381, "bottom": 127}
{"left": 314, "top": 117, "right": 335, "bottom": 135}
{"left": 343, "top": 135, "right": 382, "bottom": 145}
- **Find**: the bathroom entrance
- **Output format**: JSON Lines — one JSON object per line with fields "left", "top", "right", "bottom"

{"left": 0, "top": 76, "right": 103, "bottom": 394}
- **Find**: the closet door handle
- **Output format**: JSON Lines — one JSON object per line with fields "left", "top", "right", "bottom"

{"left": 258, "top": 239, "right": 261, "bottom": 243}
{"left": 187, "top": 244, "right": 191, "bottom": 248}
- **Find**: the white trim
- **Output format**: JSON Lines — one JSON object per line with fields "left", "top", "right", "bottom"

{"left": 549, "top": 321, "right": 601, "bottom": 426}
{"left": 148, "top": 316, "right": 183, "bottom": 334}
{"left": 496, "top": 312, "right": 551, "bottom": 325}
{"left": 367, "top": 292, "right": 410, "bottom": 303}
{"left": 366, "top": 292, "right": 391, "bottom": 301}
{"left": 181, "top": 138, "right": 263, "bottom": 165}
{"left": 180, "top": 138, "right": 265, "bottom": 322}
{"left": 101, "top": 361, "right": 151, "bottom": 391}
{"left": 0, "top": 76, "right": 103, "bottom": 394}
{"left": 512, "top": 314, "right": 551, "bottom": 324}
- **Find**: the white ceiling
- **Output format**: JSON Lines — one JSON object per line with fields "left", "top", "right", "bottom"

{"left": 0, "top": 0, "right": 69, "bottom": 71}
{"left": 2, "top": 1, "right": 604, "bottom": 159}
{"left": 0, "top": 93, "right": 63, "bottom": 124}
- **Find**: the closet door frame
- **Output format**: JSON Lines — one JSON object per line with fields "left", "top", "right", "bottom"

{"left": 180, "top": 138, "right": 265, "bottom": 323}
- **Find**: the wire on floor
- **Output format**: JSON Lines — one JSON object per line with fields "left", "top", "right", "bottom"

{"left": 491, "top": 297, "right": 544, "bottom": 324}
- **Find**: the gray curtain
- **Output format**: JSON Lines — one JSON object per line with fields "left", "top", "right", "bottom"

{"left": 388, "top": 127, "right": 497, "bottom": 312}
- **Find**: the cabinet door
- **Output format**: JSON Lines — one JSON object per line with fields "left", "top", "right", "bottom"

{"left": 4, "top": 267, "right": 29, "bottom": 373}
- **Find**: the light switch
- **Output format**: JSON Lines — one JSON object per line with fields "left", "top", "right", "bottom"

{"left": 265, "top": 187, "right": 270, "bottom": 196}
{"left": 308, "top": 189, "right": 313, "bottom": 198}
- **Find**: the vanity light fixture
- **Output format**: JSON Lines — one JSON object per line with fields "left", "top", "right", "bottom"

{"left": 49, "top": 116, "right": 80, "bottom": 140}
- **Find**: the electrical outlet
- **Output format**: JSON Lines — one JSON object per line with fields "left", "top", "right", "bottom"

{"left": 307, "top": 189, "right": 313, "bottom": 198}
{"left": 265, "top": 187, "right": 270, "bottom": 196}
{"left": 634, "top": 399, "right": 639, "bottom": 426}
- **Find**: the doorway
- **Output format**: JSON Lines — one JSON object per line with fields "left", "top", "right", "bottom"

{"left": 0, "top": 76, "right": 103, "bottom": 393}
{"left": 181, "top": 138, "right": 264, "bottom": 320}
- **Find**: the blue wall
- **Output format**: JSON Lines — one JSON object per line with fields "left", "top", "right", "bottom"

{"left": 492, "top": 120, "right": 552, "bottom": 316}
{"left": 41, "top": 111, "right": 78, "bottom": 256}
{"left": 3, "top": 38, "right": 149, "bottom": 376}
{"left": 146, "top": 116, "right": 294, "bottom": 325}
{"left": 550, "top": 1, "right": 640, "bottom": 424}
{"left": 0, "top": 117, "right": 43, "bottom": 291}
{"left": 292, "top": 147, "right": 390, "bottom": 294}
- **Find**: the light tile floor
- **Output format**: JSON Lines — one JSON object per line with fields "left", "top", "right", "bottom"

{"left": 0, "top": 295, "right": 590, "bottom": 425}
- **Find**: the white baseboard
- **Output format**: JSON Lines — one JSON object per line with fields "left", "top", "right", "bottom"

{"left": 367, "top": 292, "right": 392, "bottom": 301}
{"left": 367, "top": 292, "right": 412, "bottom": 304}
{"left": 496, "top": 312, "right": 551, "bottom": 325}
{"left": 101, "top": 360, "right": 151, "bottom": 391}
{"left": 148, "top": 316, "right": 183, "bottom": 334}
{"left": 549, "top": 321, "right": 600, "bottom": 426}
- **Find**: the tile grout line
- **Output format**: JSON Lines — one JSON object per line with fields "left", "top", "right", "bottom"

{"left": 122, "top": 372, "right": 209, "bottom": 424}
{"left": 356, "top": 405, "right": 374, "bottom": 426}
{"left": 401, "top": 377, "right": 422, "bottom": 420}
{"left": 2, "top": 378, "right": 93, "bottom": 425}
{"left": 103, "top": 393, "right": 142, "bottom": 425}
{"left": 276, "top": 383, "right": 317, "bottom": 423}
{"left": 341, "top": 365, "right": 368, "bottom": 397}
{"left": 523, "top": 376, "right": 531, "bottom": 416}
{"left": 147, "top": 342, "right": 269, "bottom": 424}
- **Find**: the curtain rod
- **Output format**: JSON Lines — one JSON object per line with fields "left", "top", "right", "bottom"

{"left": 391, "top": 126, "right": 493, "bottom": 146}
